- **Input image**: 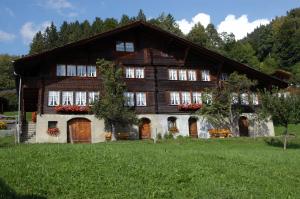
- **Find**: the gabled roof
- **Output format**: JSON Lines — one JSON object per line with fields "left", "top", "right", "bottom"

{"left": 14, "top": 20, "right": 288, "bottom": 88}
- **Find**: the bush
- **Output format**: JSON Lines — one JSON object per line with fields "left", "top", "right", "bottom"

{"left": 164, "top": 132, "right": 174, "bottom": 139}
{"left": 0, "top": 121, "right": 7, "bottom": 130}
{"left": 157, "top": 133, "right": 162, "bottom": 140}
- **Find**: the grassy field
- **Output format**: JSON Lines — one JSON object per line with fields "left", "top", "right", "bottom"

{"left": 274, "top": 124, "right": 300, "bottom": 136}
{"left": 0, "top": 137, "right": 300, "bottom": 199}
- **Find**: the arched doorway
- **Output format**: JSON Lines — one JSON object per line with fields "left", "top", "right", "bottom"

{"left": 67, "top": 118, "right": 91, "bottom": 143}
{"left": 239, "top": 116, "right": 249, "bottom": 136}
{"left": 139, "top": 118, "right": 151, "bottom": 139}
{"left": 189, "top": 117, "right": 198, "bottom": 138}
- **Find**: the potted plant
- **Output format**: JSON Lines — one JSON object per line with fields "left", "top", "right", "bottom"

{"left": 55, "top": 105, "right": 90, "bottom": 114}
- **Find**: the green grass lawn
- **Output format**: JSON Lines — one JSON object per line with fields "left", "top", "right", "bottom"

{"left": 0, "top": 137, "right": 300, "bottom": 199}
{"left": 2, "top": 111, "right": 31, "bottom": 121}
{"left": 274, "top": 124, "right": 300, "bottom": 136}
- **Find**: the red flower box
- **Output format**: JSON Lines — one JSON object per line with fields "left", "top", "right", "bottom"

{"left": 47, "top": 127, "right": 60, "bottom": 136}
{"left": 54, "top": 105, "right": 90, "bottom": 114}
{"left": 178, "top": 103, "right": 202, "bottom": 111}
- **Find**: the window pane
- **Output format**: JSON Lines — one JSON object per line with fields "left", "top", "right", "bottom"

{"left": 62, "top": 91, "right": 73, "bottom": 105}
{"left": 170, "top": 92, "right": 180, "bottom": 105}
{"left": 179, "top": 70, "right": 187, "bottom": 81}
{"left": 75, "top": 92, "right": 86, "bottom": 106}
{"left": 124, "top": 92, "right": 135, "bottom": 106}
{"left": 181, "top": 92, "right": 191, "bottom": 104}
{"left": 48, "top": 91, "right": 60, "bottom": 106}
{"left": 125, "top": 68, "right": 135, "bottom": 78}
{"left": 56, "top": 65, "right": 66, "bottom": 76}
{"left": 125, "top": 42, "right": 134, "bottom": 52}
{"left": 135, "top": 68, "right": 144, "bottom": 78}
{"left": 136, "top": 92, "right": 146, "bottom": 106}
{"left": 252, "top": 93, "right": 259, "bottom": 105}
{"left": 89, "top": 92, "right": 99, "bottom": 104}
{"left": 220, "top": 73, "right": 228, "bottom": 80}
{"left": 169, "top": 69, "right": 177, "bottom": 80}
{"left": 241, "top": 93, "right": 249, "bottom": 105}
{"left": 87, "top": 66, "right": 96, "bottom": 77}
{"left": 67, "top": 65, "right": 76, "bottom": 76}
{"left": 188, "top": 70, "right": 196, "bottom": 81}
{"left": 192, "top": 92, "right": 202, "bottom": 104}
{"left": 116, "top": 41, "right": 125, "bottom": 51}
{"left": 77, "top": 65, "right": 87, "bottom": 77}
{"left": 202, "top": 70, "right": 210, "bottom": 81}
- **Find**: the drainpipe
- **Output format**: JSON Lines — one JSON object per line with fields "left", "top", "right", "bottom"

{"left": 13, "top": 69, "right": 22, "bottom": 144}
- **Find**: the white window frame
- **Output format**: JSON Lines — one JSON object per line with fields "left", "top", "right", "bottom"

{"left": 88, "top": 92, "right": 99, "bottom": 104}
{"left": 62, "top": 91, "right": 73, "bottom": 106}
{"left": 116, "top": 41, "right": 125, "bottom": 51}
{"left": 75, "top": 92, "right": 86, "bottom": 106}
{"left": 125, "top": 42, "right": 134, "bottom": 52}
{"left": 178, "top": 70, "right": 187, "bottom": 81}
{"left": 56, "top": 64, "right": 66, "bottom": 76}
{"left": 252, "top": 93, "right": 259, "bottom": 105}
{"left": 188, "top": 70, "right": 196, "bottom": 81}
{"left": 241, "top": 93, "right": 249, "bottom": 105}
{"left": 202, "top": 70, "right": 210, "bottom": 81}
{"left": 48, "top": 91, "right": 60, "bottom": 106}
{"left": 170, "top": 92, "right": 180, "bottom": 105}
{"left": 67, "top": 65, "right": 76, "bottom": 76}
{"left": 124, "top": 92, "right": 135, "bottom": 106}
{"left": 181, "top": 92, "right": 191, "bottom": 104}
{"left": 125, "top": 67, "right": 135, "bottom": 78}
{"left": 77, "top": 65, "right": 87, "bottom": 77}
{"left": 136, "top": 92, "right": 146, "bottom": 106}
{"left": 169, "top": 69, "right": 178, "bottom": 80}
{"left": 192, "top": 92, "right": 202, "bottom": 104}
{"left": 135, "top": 68, "right": 144, "bottom": 79}
{"left": 87, "top": 66, "right": 97, "bottom": 77}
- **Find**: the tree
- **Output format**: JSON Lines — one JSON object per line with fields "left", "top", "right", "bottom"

{"left": 0, "top": 54, "right": 17, "bottom": 90}
{"left": 103, "top": 18, "right": 119, "bottom": 32}
{"left": 136, "top": 9, "right": 146, "bottom": 21}
{"left": 91, "top": 17, "right": 104, "bottom": 35}
{"left": 92, "top": 59, "right": 138, "bottom": 140}
{"left": 43, "top": 22, "right": 59, "bottom": 50}
{"left": 81, "top": 20, "right": 92, "bottom": 38}
{"left": 187, "top": 22, "right": 208, "bottom": 47}
{"left": 119, "top": 14, "right": 131, "bottom": 26}
{"left": 205, "top": 24, "right": 222, "bottom": 50}
{"left": 30, "top": 31, "right": 45, "bottom": 54}
{"left": 150, "top": 13, "right": 183, "bottom": 36}
{"left": 198, "top": 72, "right": 257, "bottom": 135}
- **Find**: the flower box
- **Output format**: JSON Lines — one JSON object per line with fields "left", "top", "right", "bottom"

{"left": 54, "top": 105, "right": 90, "bottom": 114}
{"left": 47, "top": 127, "right": 60, "bottom": 136}
{"left": 178, "top": 103, "right": 202, "bottom": 111}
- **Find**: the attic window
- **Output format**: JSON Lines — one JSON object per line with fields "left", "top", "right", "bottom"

{"left": 116, "top": 41, "right": 134, "bottom": 52}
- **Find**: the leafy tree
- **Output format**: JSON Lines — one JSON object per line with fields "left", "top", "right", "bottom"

{"left": 30, "top": 31, "right": 45, "bottom": 54}
{"left": 260, "top": 56, "right": 279, "bottom": 74}
{"left": 150, "top": 13, "right": 183, "bottom": 36}
{"left": 187, "top": 22, "right": 208, "bottom": 47}
{"left": 198, "top": 72, "right": 257, "bottom": 135}
{"left": 0, "top": 54, "right": 17, "bottom": 90}
{"left": 260, "top": 88, "right": 300, "bottom": 150}
{"left": 205, "top": 24, "right": 222, "bottom": 50}
{"left": 93, "top": 59, "right": 138, "bottom": 140}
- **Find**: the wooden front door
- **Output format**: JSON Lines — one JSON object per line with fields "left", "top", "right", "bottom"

{"left": 139, "top": 118, "right": 151, "bottom": 139}
{"left": 189, "top": 118, "right": 198, "bottom": 138}
{"left": 239, "top": 116, "right": 249, "bottom": 136}
{"left": 68, "top": 118, "right": 91, "bottom": 143}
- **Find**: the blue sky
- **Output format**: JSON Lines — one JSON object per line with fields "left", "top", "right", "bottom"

{"left": 0, "top": 0, "right": 299, "bottom": 55}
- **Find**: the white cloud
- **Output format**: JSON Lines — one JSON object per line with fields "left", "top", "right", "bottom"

{"left": 176, "top": 13, "right": 211, "bottom": 34}
{"left": 20, "top": 21, "right": 51, "bottom": 44}
{"left": 45, "top": 0, "right": 73, "bottom": 10}
{"left": 217, "top": 15, "right": 270, "bottom": 40}
{"left": 5, "top": 7, "right": 15, "bottom": 17}
{"left": 0, "top": 30, "right": 16, "bottom": 42}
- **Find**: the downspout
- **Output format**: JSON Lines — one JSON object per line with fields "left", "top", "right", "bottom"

{"left": 13, "top": 69, "right": 22, "bottom": 144}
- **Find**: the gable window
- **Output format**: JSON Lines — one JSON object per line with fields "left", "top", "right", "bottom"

{"left": 188, "top": 70, "right": 196, "bottom": 81}
{"left": 87, "top": 66, "right": 97, "bottom": 77}
{"left": 135, "top": 68, "right": 144, "bottom": 78}
{"left": 77, "top": 65, "right": 87, "bottom": 77}
{"left": 181, "top": 92, "right": 191, "bottom": 104}
{"left": 48, "top": 91, "right": 60, "bottom": 106}
{"left": 116, "top": 41, "right": 125, "bottom": 51}
{"left": 170, "top": 92, "right": 180, "bottom": 105}
{"left": 62, "top": 91, "right": 73, "bottom": 105}
{"left": 88, "top": 92, "right": 99, "bottom": 104}
{"left": 125, "top": 42, "right": 134, "bottom": 52}
{"left": 169, "top": 69, "right": 178, "bottom": 80}
{"left": 136, "top": 92, "right": 146, "bottom": 106}
{"left": 178, "top": 70, "right": 187, "bottom": 81}
{"left": 125, "top": 67, "right": 135, "bottom": 78}
{"left": 116, "top": 41, "right": 134, "bottom": 52}
{"left": 201, "top": 70, "right": 210, "bottom": 81}
{"left": 67, "top": 65, "right": 76, "bottom": 76}
{"left": 220, "top": 73, "right": 228, "bottom": 81}
{"left": 192, "top": 92, "right": 202, "bottom": 104}
{"left": 124, "top": 92, "right": 135, "bottom": 106}
{"left": 56, "top": 64, "right": 66, "bottom": 76}
{"left": 75, "top": 92, "right": 86, "bottom": 106}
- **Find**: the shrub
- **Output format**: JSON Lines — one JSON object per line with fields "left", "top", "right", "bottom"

{"left": 0, "top": 121, "right": 7, "bottom": 130}
{"left": 157, "top": 133, "right": 162, "bottom": 140}
{"left": 164, "top": 132, "right": 174, "bottom": 139}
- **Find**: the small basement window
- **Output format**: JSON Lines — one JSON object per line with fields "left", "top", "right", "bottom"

{"left": 48, "top": 121, "right": 57, "bottom": 128}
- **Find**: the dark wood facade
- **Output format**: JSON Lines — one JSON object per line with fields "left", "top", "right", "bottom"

{"left": 14, "top": 21, "right": 288, "bottom": 118}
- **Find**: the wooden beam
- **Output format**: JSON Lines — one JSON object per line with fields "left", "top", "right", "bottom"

{"left": 183, "top": 46, "right": 191, "bottom": 64}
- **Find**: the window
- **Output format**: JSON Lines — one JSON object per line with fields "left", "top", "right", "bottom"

{"left": 188, "top": 70, "right": 196, "bottom": 81}
{"left": 48, "top": 91, "right": 60, "bottom": 106}
{"left": 125, "top": 42, "right": 134, "bottom": 52}
{"left": 89, "top": 92, "right": 99, "bottom": 104}
{"left": 252, "top": 93, "right": 259, "bottom": 105}
{"left": 48, "top": 121, "right": 57, "bottom": 128}
{"left": 135, "top": 68, "right": 144, "bottom": 78}
{"left": 203, "top": 93, "right": 212, "bottom": 104}
{"left": 125, "top": 67, "right": 135, "bottom": 78}
{"left": 170, "top": 92, "right": 180, "bottom": 105}
{"left": 116, "top": 41, "right": 125, "bottom": 51}
{"left": 87, "top": 66, "right": 97, "bottom": 77}
{"left": 181, "top": 92, "right": 191, "bottom": 104}
{"left": 241, "top": 93, "right": 249, "bottom": 105}
{"left": 56, "top": 65, "right": 66, "bottom": 76}
{"left": 167, "top": 117, "right": 177, "bottom": 130}
{"left": 178, "top": 70, "right": 187, "bottom": 81}
{"left": 231, "top": 93, "right": 239, "bottom": 104}
{"left": 77, "top": 65, "right": 87, "bottom": 77}
{"left": 136, "top": 92, "right": 146, "bottom": 106}
{"left": 220, "top": 73, "right": 228, "bottom": 81}
{"left": 62, "top": 91, "right": 73, "bottom": 105}
{"left": 201, "top": 70, "right": 210, "bottom": 81}
{"left": 124, "top": 92, "right": 135, "bottom": 106}
{"left": 67, "top": 65, "right": 76, "bottom": 76}
{"left": 169, "top": 69, "right": 178, "bottom": 80}
{"left": 192, "top": 92, "right": 202, "bottom": 104}
{"left": 75, "top": 92, "right": 86, "bottom": 106}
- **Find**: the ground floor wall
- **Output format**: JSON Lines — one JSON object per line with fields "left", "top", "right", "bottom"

{"left": 35, "top": 113, "right": 275, "bottom": 143}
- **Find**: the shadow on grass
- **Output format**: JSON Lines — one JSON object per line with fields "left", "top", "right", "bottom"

{"left": 0, "top": 178, "right": 46, "bottom": 199}
{"left": 264, "top": 137, "right": 300, "bottom": 149}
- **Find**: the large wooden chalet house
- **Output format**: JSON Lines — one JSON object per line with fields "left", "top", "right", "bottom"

{"left": 13, "top": 21, "right": 287, "bottom": 143}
